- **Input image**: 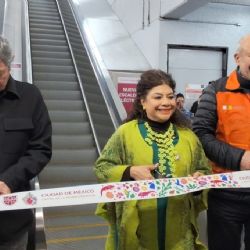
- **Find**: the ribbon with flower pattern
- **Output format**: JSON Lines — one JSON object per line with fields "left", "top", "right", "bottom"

{"left": 1, "top": 171, "right": 250, "bottom": 211}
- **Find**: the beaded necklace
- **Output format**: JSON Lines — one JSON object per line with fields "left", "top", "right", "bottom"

{"left": 144, "top": 121, "right": 178, "bottom": 177}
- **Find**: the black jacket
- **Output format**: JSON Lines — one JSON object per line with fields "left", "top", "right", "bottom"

{"left": 0, "top": 76, "right": 52, "bottom": 241}
{"left": 193, "top": 73, "right": 246, "bottom": 171}
{"left": 190, "top": 100, "right": 198, "bottom": 114}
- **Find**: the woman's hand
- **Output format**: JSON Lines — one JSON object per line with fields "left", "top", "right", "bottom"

{"left": 192, "top": 171, "right": 204, "bottom": 178}
{"left": 0, "top": 181, "right": 11, "bottom": 195}
{"left": 240, "top": 150, "right": 250, "bottom": 170}
{"left": 130, "top": 164, "right": 157, "bottom": 180}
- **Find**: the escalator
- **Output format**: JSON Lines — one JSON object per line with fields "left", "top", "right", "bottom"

{"left": 28, "top": 0, "right": 118, "bottom": 248}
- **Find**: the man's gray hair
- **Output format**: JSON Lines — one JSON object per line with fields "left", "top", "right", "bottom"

{"left": 0, "top": 36, "right": 14, "bottom": 68}
{"left": 235, "top": 34, "right": 250, "bottom": 54}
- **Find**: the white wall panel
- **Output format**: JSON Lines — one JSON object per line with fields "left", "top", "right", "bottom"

{"left": 169, "top": 48, "right": 223, "bottom": 109}
{"left": 159, "top": 3, "right": 250, "bottom": 73}
{"left": 72, "top": 0, "right": 150, "bottom": 70}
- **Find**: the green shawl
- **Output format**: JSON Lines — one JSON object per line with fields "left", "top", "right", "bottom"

{"left": 95, "top": 120, "right": 210, "bottom": 250}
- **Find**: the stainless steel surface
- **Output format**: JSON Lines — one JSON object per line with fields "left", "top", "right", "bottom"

{"left": 31, "top": 177, "right": 47, "bottom": 250}
{"left": 23, "top": 0, "right": 32, "bottom": 84}
{"left": 23, "top": 0, "right": 47, "bottom": 248}
{"left": 0, "top": 0, "right": 5, "bottom": 34}
{"left": 55, "top": 0, "right": 101, "bottom": 155}
{"left": 29, "top": 0, "right": 111, "bottom": 248}
{"left": 69, "top": 0, "right": 127, "bottom": 124}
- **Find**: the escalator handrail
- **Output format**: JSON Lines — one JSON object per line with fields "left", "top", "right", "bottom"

{"left": 23, "top": 0, "right": 47, "bottom": 249}
{"left": 23, "top": 0, "right": 32, "bottom": 84}
{"left": 54, "top": 0, "right": 102, "bottom": 155}
{"left": 0, "top": 0, "right": 5, "bottom": 35}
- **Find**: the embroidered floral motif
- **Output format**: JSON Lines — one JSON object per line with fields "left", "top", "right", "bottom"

{"left": 144, "top": 122, "right": 178, "bottom": 177}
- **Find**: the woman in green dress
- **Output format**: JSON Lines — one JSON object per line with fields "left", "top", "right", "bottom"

{"left": 95, "top": 69, "right": 210, "bottom": 250}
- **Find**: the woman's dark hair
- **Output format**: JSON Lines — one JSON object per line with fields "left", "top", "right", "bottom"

{"left": 124, "top": 69, "right": 190, "bottom": 128}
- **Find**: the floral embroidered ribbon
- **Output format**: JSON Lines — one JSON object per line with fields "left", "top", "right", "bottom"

{"left": 1, "top": 171, "right": 250, "bottom": 211}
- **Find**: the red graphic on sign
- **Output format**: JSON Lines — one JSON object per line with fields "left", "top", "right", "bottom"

{"left": 4, "top": 196, "right": 17, "bottom": 205}
{"left": 11, "top": 63, "right": 22, "bottom": 69}
{"left": 23, "top": 193, "right": 37, "bottom": 205}
{"left": 118, "top": 81, "right": 137, "bottom": 114}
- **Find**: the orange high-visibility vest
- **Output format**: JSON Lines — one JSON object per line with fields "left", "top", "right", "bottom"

{"left": 212, "top": 70, "right": 250, "bottom": 173}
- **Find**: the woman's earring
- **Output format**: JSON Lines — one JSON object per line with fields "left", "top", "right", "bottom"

{"left": 142, "top": 106, "right": 147, "bottom": 118}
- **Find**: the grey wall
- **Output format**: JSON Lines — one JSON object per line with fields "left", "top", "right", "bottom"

{"left": 1, "top": 0, "right": 31, "bottom": 82}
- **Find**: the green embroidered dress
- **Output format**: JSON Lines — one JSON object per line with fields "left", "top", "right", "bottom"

{"left": 95, "top": 120, "right": 210, "bottom": 250}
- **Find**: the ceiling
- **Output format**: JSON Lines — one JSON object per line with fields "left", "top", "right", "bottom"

{"left": 210, "top": 0, "right": 250, "bottom": 6}
{"left": 163, "top": 0, "right": 250, "bottom": 19}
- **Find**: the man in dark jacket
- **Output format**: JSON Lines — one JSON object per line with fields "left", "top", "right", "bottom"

{"left": 176, "top": 93, "right": 192, "bottom": 119}
{"left": 0, "top": 36, "right": 52, "bottom": 249}
{"left": 193, "top": 34, "right": 250, "bottom": 250}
